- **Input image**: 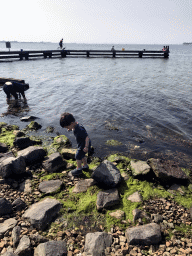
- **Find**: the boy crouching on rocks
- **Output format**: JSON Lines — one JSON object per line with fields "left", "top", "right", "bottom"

{"left": 60, "top": 112, "right": 91, "bottom": 177}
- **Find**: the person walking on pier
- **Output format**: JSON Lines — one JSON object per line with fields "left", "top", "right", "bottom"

{"left": 59, "top": 38, "right": 63, "bottom": 49}
{"left": 60, "top": 112, "right": 92, "bottom": 177}
{"left": 111, "top": 46, "right": 115, "bottom": 51}
{"left": 3, "top": 81, "right": 29, "bottom": 104}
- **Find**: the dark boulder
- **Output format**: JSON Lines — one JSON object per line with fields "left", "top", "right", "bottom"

{"left": 42, "top": 152, "right": 66, "bottom": 173}
{"left": 148, "top": 158, "right": 189, "bottom": 185}
{"left": 13, "top": 137, "right": 33, "bottom": 150}
{"left": 0, "top": 198, "right": 13, "bottom": 216}
{"left": 92, "top": 160, "right": 121, "bottom": 189}
{"left": 0, "top": 142, "right": 8, "bottom": 153}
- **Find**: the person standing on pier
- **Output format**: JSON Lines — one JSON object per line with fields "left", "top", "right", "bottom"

{"left": 3, "top": 81, "right": 29, "bottom": 104}
{"left": 59, "top": 38, "right": 63, "bottom": 49}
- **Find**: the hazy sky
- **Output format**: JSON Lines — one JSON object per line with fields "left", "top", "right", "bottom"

{"left": 1, "top": 0, "right": 192, "bottom": 44}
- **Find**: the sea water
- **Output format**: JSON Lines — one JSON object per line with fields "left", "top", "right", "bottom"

{"left": 0, "top": 42, "right": 192, "bottom": 168}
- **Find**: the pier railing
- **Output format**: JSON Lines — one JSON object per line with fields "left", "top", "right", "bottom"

{"left": 0, "top": 47, "right": 169, "bottom": 61}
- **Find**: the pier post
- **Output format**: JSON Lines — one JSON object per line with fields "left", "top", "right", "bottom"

{"left": 48, "top": 52, "right": 52, "bottom": 58}
{"left": 24, "top": 52, "right": 29, "bottom": 60}
{"left": 43, "top": 52, "right": 47, "bottom": 58}
{"left": 61, "top": 50, "right": 66, "bottom": 58}
{"left": 19, "top": 52, "right": 23, "bottom": 60}
{"left": 139, "top": 51, "right": 143, "bottom": 58}
{"left": 164, "top": 46, "right": 169, "bottom": 58}
{"left": 87, "top": 51, "right": 90, "bottom": 57}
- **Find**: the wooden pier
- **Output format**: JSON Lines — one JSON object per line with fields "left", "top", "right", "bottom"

{"left": 0, "top": 47, "right": 169, "bottom": 61}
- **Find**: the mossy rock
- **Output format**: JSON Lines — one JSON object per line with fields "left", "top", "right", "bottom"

{"left": 29, "top": 136, "right": 42, "bottom": 145}
{"left": 0, "top": 129, "right": 16, "bottom": 148}
{"left": 46, "top": 126, "right": 54, "bottom": 133}
{"left": 60, "top": 148, "right": 76, "bottom": 160}
{"left": 1, "top": 123, "right": 19, "bottom": 131}
{"left": 106, "top": 140, "right": 122, "bottom": 146}
{"left": 107, "top": 154, "right": 131, "bottom": 163}
{"left": 26, "top": 121, "right": 42, "bottom": 131}
{"left": 51, "top": 135, "right": 72, "bottom": 151}
{"left": 0, "top": 122, "right": 7, "bottom": 129}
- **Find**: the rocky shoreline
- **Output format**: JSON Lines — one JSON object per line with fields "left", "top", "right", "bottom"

{"left": 0, "top": 120, "right": 192, "bottom": 256}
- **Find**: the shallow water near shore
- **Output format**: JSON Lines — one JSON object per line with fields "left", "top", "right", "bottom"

{"left": 0, "top": 42, "right": 192, "bottom": 168}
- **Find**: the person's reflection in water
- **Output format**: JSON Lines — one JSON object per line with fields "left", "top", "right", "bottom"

{"left": 1, "top": 81, "right": 30, "bottom": 116}
{"left": 1, "top": 99, "right": 29, "bottom": 117}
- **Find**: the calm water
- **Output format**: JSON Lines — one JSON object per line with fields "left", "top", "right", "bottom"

{"left": 0, "top": 42, "right": 192, "bottom": 168}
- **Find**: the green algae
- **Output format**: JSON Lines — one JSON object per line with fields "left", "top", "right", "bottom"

{"left": 27, "top": 136, "right": 42, "bottom": 147}
{"left": 106, "top": 140, "right": 123, "bottom": 146}
{"left": 25, "top": 121, "right": 42, "bottom": 131}
{"left": 56, "top": 185, "right": 106, "bottom": 230}
{"left": 40, "top": 172, "right": 66, "bottom": 181}
{"left": 107, "top": 154, "right": 131, "bottom": 164}
{"left": 0, "top": 128, "right": 16, "bottom": 147}
{"left": 0, "top": 122, "right": 7, "bottom": 128}
{"left": 50, "top": 135, "right": 71, "bottom": 152}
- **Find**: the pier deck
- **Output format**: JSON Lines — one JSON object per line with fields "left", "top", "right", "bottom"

{"left": 0, "top": 47, "right": 169, "bottom": 61}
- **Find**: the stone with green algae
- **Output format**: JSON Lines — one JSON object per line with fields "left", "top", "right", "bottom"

{"left": 105, "top": 140, "right": 122, "bottom": 146}
{"left": 130, "top": 160, "right": 151, "bottom": 176}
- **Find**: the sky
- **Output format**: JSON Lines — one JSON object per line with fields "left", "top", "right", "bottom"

{"left": 1, "top": 0, "right": 192, "bottom": 44}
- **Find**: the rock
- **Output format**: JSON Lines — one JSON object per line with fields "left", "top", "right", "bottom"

{"left": 20, "top": 116, "right": 38, "bottom": 122}
{"left": 34, "top": 240, "right": 67, "bottom": 256}
{"left": 26, "top": 121, "right": 42, "bottom": 130}
{"left": 53, "top": 135, "right": 72, "bottom": 149}
{"left": 30, "top": 233, "right": 49, "bottom": 247}
{"left": 17, "top": 146, "right": 46, "bottom": 165}
{"left": 151, "top": 214, "right": 163, "bottom": 223}
{"left": 0, "top": 156, "right": 26, "bottom": 178}
{"left": 14, "top": 235, "right": 32, "bottom": 256}
{"left": 109, "top": 210, "right": 125, "bottom": 219}
{"left": 84, "top": 232, "right": 113, "bottom": 256}
{"left": 0, "top": 142, "right": 8, "bottom": 153}
{"left": 92, "top": 160, "right": 121, "bottom": 189}
{"left": 42, "top": 153, "right": 66, "bottom": 173}
{"left": 39, "top": 180, "right": 63, "bottom": 194}
{"left": 73, "top": 179, "right": 96, "bottom": 193}
{"left": 13, "top": 137, "right": 33, "bottom": 150}
{"left": 19, "top": 179, "right": 32, "bottom": 193}
{"left": 168, "top": 184, "right": 185, "bottom": 195}
{"left": 0, "top": 218, "right": 17, "bottom": 237}
{"left": 125, "top": 223, "right": 162, "bottom": 245}
{"left": 132, "top": 208, "right": 143, "bottom": 223}
{"left": 127, "top": 191, "right": 143, "bottom": 202}
{"left": 121, "top": 172, "right": 130, "bottom": 181}
{"left": 0, "top": 178, "right": 6, "bottom": 184}
{"left": 148, "top": 158, "right": 188, "bottom": 184}
{"left": 0, "top": 198, "right": 13, "bottom": 216}
{"left": 96, "top": 188, "right": 120, "bottom": 210}
{"left": 1, "top": 252, "right": 17, "bottom": 256}
{"left": 12, "top": 198, "right": 26, "bottom": 211}
{"left": 12, "top": 130, "right": 25, "bottom": 137}
{"left": 45, "top": 126, "right": 54, "bottom": 133}
{"left": 130, "top": 160, "right": 151, "bottom": 176}
{"left": 12, "top": 226, "right": 21, "bottom": 248}
{"left": 22, "top": 198, "right": 62, "bottom": 230}
{"left": 60, "top": 148, "right": 76, "bottom": 160}
{"left": 0, "top": 152, "right": 14, "bottom": 160}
